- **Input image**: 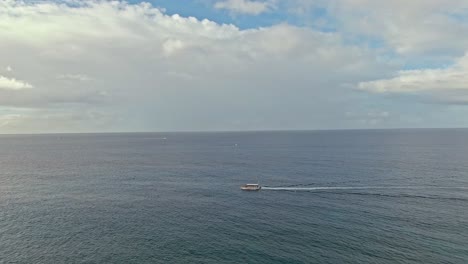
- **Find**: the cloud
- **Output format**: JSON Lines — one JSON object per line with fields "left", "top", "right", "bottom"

{"left": 0, "top": 110, "right": 115, "bottom": 133}
{"left": 345, "top": 110, "right": 391, "bottom": 126}
{"left": 57, "top": 74, "right": 93, "bottom": 81}
{"left": 0, "top": 114, "right": 22, "bottom": 128}
{"left": 0, "top": 0, "right": 392, "bottom": 132}
{"left": 162, "top": 38, "right": 186, "bottom": 56}
{"left": 323, "top": 0, "right": 468, "bottom": 58}
{"left": 2, "top": 0, "right": 468, "bottom": 132}
{"left": 0, "top": 76, "right": 33, "bottom": 90}
{"left": 279, "top": 0, "right": 468, "bottom": 107}
{"left": 279, "top": 0, "right": 468, "bottom": 64}
{"left": 358, "top": 54, "right": 468, "bottom": 103}
{"left": 214, "top": 0, "right": 275, "bottom": 15}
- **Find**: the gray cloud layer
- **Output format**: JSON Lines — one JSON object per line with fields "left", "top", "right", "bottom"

{"left": 1, "top": 0, "right": 468, "bottom": 133}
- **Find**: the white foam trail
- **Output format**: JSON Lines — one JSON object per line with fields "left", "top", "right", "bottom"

{"left": 262, "top": 186, "right": 468, "bottom": 191}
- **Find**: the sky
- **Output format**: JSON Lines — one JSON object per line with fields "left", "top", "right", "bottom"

{"left": 1, "top": 0, "right": 468, "bottom": 133}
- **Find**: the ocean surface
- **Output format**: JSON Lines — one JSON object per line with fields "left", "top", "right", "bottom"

{"left": 1, "top": 129, "right": 468, "bottom": 263}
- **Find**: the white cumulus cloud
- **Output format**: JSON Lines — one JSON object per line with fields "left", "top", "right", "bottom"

{"left": 0, "top": 76, "right": 33, "bottom": 90}
{"left": 322, "top": 0, "right": 468, "bottom": 58}
{"left": 358, "top": 54, "right": 468, "bottom": 103}
{"left": 0, "top": 0, "right": 392, "bottom": 132}
{"left": 214, "top": 0, "right": 275, "bottom": 15}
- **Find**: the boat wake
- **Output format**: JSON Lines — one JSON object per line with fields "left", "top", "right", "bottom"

{"left": 261, "top": 186, "right": 468, "bottom": 191}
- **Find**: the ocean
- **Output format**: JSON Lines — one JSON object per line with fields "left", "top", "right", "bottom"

{"left": 1, "top": 129, "right": 467, "bottom": 263}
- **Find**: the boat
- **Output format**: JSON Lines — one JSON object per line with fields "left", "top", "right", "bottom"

{"left": 240, "top": 183, "right": 261, "bottom": 191}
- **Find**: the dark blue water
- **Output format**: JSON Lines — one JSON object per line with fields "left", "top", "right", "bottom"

{"left": 1, "top": 129, "right": 468, "bottom": 263}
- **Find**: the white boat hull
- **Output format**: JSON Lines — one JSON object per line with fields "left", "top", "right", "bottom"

{"left": 240, "top": 184, "right": 261, "bottom": 191}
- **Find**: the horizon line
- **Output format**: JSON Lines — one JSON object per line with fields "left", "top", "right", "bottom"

{"left": 1, "top": 127, "right": 468, "bottom": 136}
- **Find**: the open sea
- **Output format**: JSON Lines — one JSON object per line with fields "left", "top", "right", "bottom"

{"left": 1, "top": 129, "right": 468, "bottom": 263}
